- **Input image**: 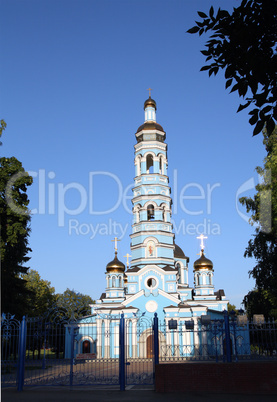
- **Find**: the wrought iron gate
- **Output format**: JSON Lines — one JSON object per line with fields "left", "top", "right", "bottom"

{"left": 124, "top": 313, "right": 156, "bottom": 386}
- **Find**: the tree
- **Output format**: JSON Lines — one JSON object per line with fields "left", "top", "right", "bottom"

{"left": 240, "top": 126, "right": 277, "bottom": 318}
{"left": 0, "top": 119, "right": 7, "bottom": 145}
{"left": 243, "top": 288, "right": 275, "bottom": 319}
{"left": 187, "top": 0, "right": 277, "bottom": 136}
{"left": 22, "top": 269, "right": 56, "bottom": 317}
{"left": 0, "top": 157, "right": 33, "bottom": 316}
{"left": 227, "top": 303, "right": 238, "bottom": 314}
{"left": 55, "top": 288, "right": 95, "bottom": 321}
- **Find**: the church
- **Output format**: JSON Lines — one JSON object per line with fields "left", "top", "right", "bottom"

{"left": 67, "top": 94, "right": 234, "bottom": 360}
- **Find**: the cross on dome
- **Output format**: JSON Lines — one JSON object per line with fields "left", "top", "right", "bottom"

{"left": 147, "top": 87, "right": 153, "bottom": 97}
{"left": 197, "top": 234, "right": 208, "bottom": 250}
{"left": 111, "top": 237, "right": 120, "bottom": 252}
{"left": 124, "top": 253, "right": 131, "bottom": 268}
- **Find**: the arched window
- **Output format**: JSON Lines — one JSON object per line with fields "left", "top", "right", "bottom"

{"left": 162, "top": 205, "right": 167, "bottom": 222}
{"left": 146, "top": 154, "right": 154, "bottom": 174}
{"left": 136, "top": 155, "right": 141, "bottom": 176}
{"left": 159, "top": 157, "right": 162, "bottom": 174}
{"left": 134, "top": 204, "right": 141, "bottom": 224}
{"left": 119, "top": 276, "right": 122, "bottom": 288}
{"left": 82, "top": 340, "right": 91, "bottom": 354}
{"left": 147, "top": 204, "right": 155, "bottom": 221}
{"left": 112, "top": 276, "right": 116, "bottom": 288}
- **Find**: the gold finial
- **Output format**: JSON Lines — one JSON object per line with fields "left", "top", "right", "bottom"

{"left": 197, "top": 234, "right": 208, "bottom": 251}
{"left": 147, "top": 87, "right": 152, "bottom": 97}
{"left": 111, "top": 237, "right": 120, "bottom": 252}
{"left": 124, "top": 253, "right": 131, "bottom": 268}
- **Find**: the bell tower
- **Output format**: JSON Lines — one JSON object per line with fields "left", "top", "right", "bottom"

{"left": 130, "top": 95, "right": 175, "bottom": 269}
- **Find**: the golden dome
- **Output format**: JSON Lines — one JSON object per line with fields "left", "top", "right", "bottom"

{"left": 144, "top": 97, "right": 157, "bottom": 110}
{"left": 106, "top": 252, "right": 125, "bottom": 273}
{"left": 124, "top": 273, "right": 128, "bottom": 284}
{"left": 193, "top": 249, "right": 213, "bottom": 271}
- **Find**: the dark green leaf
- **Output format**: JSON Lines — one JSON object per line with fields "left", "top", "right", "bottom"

{"left": 249, "top": 108, "right": 259, "bottom": 116}
{"left": 225, "top": 65, "right": 234, "bottom": 79}
{"left": 200, "top": 50, "right": 210, "bottom": 56}
{"left": 230, "top": 83, "right": 239, "bottom": 93}
{"left": 237, "top": 101, "right": 251, "bottom": 113}
{"left": 209, "top": 6, "right": 214, "bottom": 19}
{"left": 249, "top": 114, "right": 258, "bottom": 126}
{"left": 198, "top": 11, "right": 208, "bottom": 18}
{"left": 253, "top": 120, "right": 264, "bottom": 136}
{"left": 226, "top": 78, "right": 233, "bottom": 89}
{"left": 261, "top": 105, "right": 272, "bottom": 115}
{"left": 187, "top": 26, "right": 200, "bottom": 34}
{"left": 200, "top": 65, "right": 210, "bottom": 71}
{"left": 266, "top": 118, "right": 275, "bottom": 135}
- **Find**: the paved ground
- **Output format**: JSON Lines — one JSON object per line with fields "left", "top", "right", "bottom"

{"left": 2, "top": 386, "right": 277, "bottom": 402}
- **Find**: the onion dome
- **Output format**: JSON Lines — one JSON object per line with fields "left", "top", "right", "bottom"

{"left": 174, "top": 244, "right": 189, "bottom": 262}
{"left": 136, "top": 121, "right": 164, "bottom": 133}
{"left": 106, "top": 252, "right": 125, "bottom": 273}
{"left": 144, "top": 97, "right": 157, "bottom": 110}
{"left": 193, "top": 249, "right": 213, "bottom": 271}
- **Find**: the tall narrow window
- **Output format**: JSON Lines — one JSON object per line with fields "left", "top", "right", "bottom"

{"left": 146, "top": 154, "right": 154, "bottom": 173}
{"left": 112, "top": 276, "right": 116, "bottom": 288}
{"left": 82, "top": 340, "right": 91, "bottom": 354}
{"left": 119, "top": 276, "right": 122, "bottom": 288}
{"left": 147, "top": 204, "right": 155, "bottom": 220}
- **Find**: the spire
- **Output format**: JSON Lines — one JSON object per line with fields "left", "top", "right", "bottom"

{"left": 144, "top": 89, "right": 156, "bottom": 122}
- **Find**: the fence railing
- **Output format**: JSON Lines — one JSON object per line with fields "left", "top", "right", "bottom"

{"left": 1, "top": 311, "right": 277, "bottom": 391}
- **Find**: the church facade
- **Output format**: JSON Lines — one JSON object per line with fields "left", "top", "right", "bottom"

{"left": 67, "top": 96, "right": 244, "bottom": 360}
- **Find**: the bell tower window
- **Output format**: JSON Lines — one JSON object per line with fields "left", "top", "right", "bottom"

{"left": 147, "top": 204, "right": 155, "bottom": 221}
{"left": 146, "top": 154, "right": 154, "bottom": 173}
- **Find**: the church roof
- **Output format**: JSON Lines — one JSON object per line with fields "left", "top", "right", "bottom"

{"left": 214, "top": 289, "right": 225, "bottom": 300}
{"left": 144, "top": 97, "right": 157, "bottom": 110}
{"left": 136, "top": 121, "right": 164, "bottom": 133}
{"left": 126, "top": 266, "right": 140, "bottom": 273}
{"left": 193, "top": 249, "right": 213, "bottom": 270}
{"left": 162, "top": 265, "right": 177, "bottom": 271}
{"left": 174, "top": 244, "right": 189, "bottom": 261}
{"left": 106, "top": 252, "right": 125, "bottom": 273}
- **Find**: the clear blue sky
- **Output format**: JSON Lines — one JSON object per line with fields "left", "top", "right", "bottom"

{"left": 1, "top": 0, "right": 265, "bottom": 308}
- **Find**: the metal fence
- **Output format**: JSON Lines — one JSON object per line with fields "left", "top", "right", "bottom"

{"left": 1, "top": 311, "right": 277, "bottom": 391}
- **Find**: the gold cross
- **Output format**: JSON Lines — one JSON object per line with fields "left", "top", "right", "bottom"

{"left": 111, "top": 237, "right": 120, "bottom": 252}
{"left": 147, "top": 87, "right": 152, "bottom": 97}
{"left": 197, "top": 234, "right": 208, "bottom": 250}
{"left": 124, "top": 253, "right": 131, "bottom": 267}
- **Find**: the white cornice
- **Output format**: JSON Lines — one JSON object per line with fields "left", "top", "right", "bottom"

{"left": 130, "top": 231, "right": 174, "bottom": 239}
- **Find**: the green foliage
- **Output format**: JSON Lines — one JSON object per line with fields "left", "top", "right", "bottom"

{"left": 22, "top": 269, "right": 56, "bottom": 317}
{"left": 0, "top": 157, "right": 33, "bottom": 316}
{"left": 227, "top": 303, "right": 238, "bottom": 314}
{"left": 55, "top": 288, "right": 95, "bottom": 321}
{"left": 240, "top": 126, "right": 277, "bottom": 317}
{"left": 0, "top": 119, "right": 7, "bottom": 145}
{"left": 243, "top": 288, "right": 277, "bottom": 319}
{"left": 187, "top": 0, "right": 277, "bottom": 136}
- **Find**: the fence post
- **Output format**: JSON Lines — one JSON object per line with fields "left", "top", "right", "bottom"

{"left": 224, "top": 311, "right": 232, "bottom": 363}
{"left": 153, "top": 313, "right": 159, "bottom": 366}
{"left": 119, "top": 313, "right": 125, "bottom": 391}
{"left": 17, "top": 316, "right": 27, "bottom": 392}
{"left": 69, "top": 325, "right": 75, "bottom": 386}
